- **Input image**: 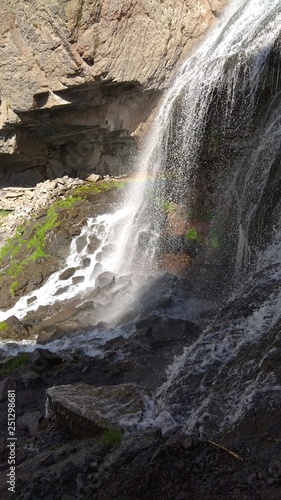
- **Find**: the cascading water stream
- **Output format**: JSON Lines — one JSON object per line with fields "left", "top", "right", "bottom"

{"left": 151, "top": 1, "right": 281, "bottom": 435}
{"left": 113, "top": 0, "right": 281, "bottom": 434}
{"left": 104, "top": 0, "right": 281, "bottom": 298}
{"left": 0, "top": 0, "right": 281, "bottom": 436}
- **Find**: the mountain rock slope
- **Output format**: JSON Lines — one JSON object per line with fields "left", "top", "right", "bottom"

{"left": 0, "top": 0, "right": 227, "bottom": 184}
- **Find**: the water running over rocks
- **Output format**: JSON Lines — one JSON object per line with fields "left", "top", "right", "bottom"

{"left": 0, "top": 0, "right": 281, "bottom": 438}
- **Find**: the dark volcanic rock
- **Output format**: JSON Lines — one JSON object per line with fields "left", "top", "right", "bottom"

{"left": 47, "top": 382, "right": 149, "bottom": 438}
{"left": 0, "top": 377, "right": 16, "bottom": 401}
{"left": 17, "top": 411, "right": 42, "bottom": 436}
{"left": 135, "top": 315, "right": 202, "bottom": 346}
{"left": 31, "top": 349, "right": 63, "bottom": 374}
{"left": 0, "top": 335, "right": 280, "bottom": 500}
{"left": 137, "top": 273, "right": 180, "bottom": 319}
{"left": 100, "top": 315, "right": 202, "bottom": 390}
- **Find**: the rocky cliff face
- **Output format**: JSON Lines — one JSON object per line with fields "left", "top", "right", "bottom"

{"left": 0, "top": 0, "right": 227, "bottom": 185}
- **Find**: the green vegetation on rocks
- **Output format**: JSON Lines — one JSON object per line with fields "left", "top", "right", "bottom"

{"left": 101, "top": 427, "right": 123, "bottom": 447}
{"left": 0, "top": 320, "right": 11, "bottom": 340}
{"left": 209, "top": 233, "right": 220, "bottom": 249}
{"left": 72, "top": 179, "right": 127, "bottom": 198}
{"left": 0, "top": 179, "right": 127, "bottom": 304}
{"left": 0, "top": 209, "right": 12, "bottom": 217}
{"left": 0, "top": 353, "right": 29, "bottom": 376}
{"left": 9, "top": 280, "right": 20, "bottom": 297}
{"left": 186, "top": 227, "right": 199, "bottom": 241}
{"left": 0, "top": 321, "right": 9, "bottom": 332}
{"left": 0, "top": 209, "right": 12, "bottom": 227}
{"left": 0, "top": 195, "right": 83, "bottom": 299}
{"left": 0, "top": 194, "right": 86, "bottom": 266}
{"left": 156, "top": 198, "right": 177, "bottom": 214}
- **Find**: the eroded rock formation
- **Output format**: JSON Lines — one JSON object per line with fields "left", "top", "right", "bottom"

{"left": 0, "top": 0, "right": 228, "bottom": 184}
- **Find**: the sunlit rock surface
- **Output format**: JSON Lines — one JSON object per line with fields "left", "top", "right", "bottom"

{"left": 0, "top": 0, "right": 226, "bottom": 183}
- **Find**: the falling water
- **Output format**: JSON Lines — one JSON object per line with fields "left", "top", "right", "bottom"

{"left": 105, "top": 0, "right": 281, "bottom": 294}
{"left": 0, "top": 0, "right": 281, "bottom": 433}
{"left": 0, "top": 0, "right": 278, "bottom": 309}
{"left": 150, "top": 0, "right": 281, "bottom": 435}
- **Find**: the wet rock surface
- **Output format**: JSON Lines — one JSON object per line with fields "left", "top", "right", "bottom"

{"left": 0, "top": 182, "right": 280, "bottom": 498}
{"left": 0, "top": 272, "right": 280, "bottom": 499}
{"left": 0, "top": 315, "right": 29, "bottom": 341}
{"left": 0, "top": 349, "right": 281, "bottom": 500}
{"left": 47, "top": 382, "right": 149, "bottom": 438}
{"left": 0, "top": 4, "right": 280, "bottom": 498}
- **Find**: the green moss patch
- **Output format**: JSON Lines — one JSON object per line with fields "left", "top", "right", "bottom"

{"left": 209, "top": 233, "right": 220, "bottom": 249}
{"left": 0, "top": 353, "right": 29, "bottom": 376}
{"left": 0, "top": 209, "right": 13, "bottom": 228}
{"left": 0, "top": 195, "right": 84, "bottom": 298}
{"left": 0, "top": 196, "right": 83, "bottom": 267}
{"left": 0, "top": 209, "right": 13, "bottom": 217}
{"left": 186, "top": 227, "right": 199, "bottom": 241}
{"left": 0, "top": 321, "right": 8, "bottom": 331}
{"left": 156, "top": 198, "right": 177, "bottom": 214}
{"left": 9, "top": 281, "right": 20, "bottom": 297}
{"left": 72, "top": 179, "right": 127, "bottom": 199}
{"left": 101, "top": 427, "right": 123, "bottom": 447}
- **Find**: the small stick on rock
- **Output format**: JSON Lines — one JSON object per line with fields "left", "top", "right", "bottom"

{"left": 207, "top": 439, "right": 243, "bottom": 462}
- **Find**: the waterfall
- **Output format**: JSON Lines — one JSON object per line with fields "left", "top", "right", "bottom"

{"left": 0, "top": 0, "right": 281, "bottom": 422}
{"left": 150, "top": 0, "right": 281, "bottom": 436}
{"left": 106, "top": 0, "right": 281, "bottom": 297}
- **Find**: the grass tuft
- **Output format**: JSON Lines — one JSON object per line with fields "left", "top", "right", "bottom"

{"left": 101, "top": 428, "right": 123, "bottom": 447}
{"left": 0, "top": 354, "right": 29, "bottom": 376}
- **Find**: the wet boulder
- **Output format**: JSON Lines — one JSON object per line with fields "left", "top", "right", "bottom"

{"left": 138, "top": 273, "right": 179, "bottom": 318}
{"left": 96, "top": 271, "right": 115, "bottom": 289}
{"left": 0, "top": 315, "right": 29, "bottom": 340}
{"left": 135, "top": 315, "right": 202, "bottom": 347}
{"left": 46, "top": 382, "right": 149, "bottom": 438}
{"left": 36, "top": 324, "right": 67, "bottom": 345}
{"left": 31, "top": 349, "right": 63, "bottom": 374}
{"left": 17, "top": 411, "right": 42, "bottom": 436}
{"left": 101, "top": 316, "right": 202, "bottom": 390}
{"left": 58, "top": 268, "right": 76, "bottom": 280}
{"left": 30, "top": 301, "right": 96, "bottom": 344}
{"left": 164, "top": 235, "right": 201, "bottom": 257}
{"left": 0, "top": 378, "right": 16, "bottom": 401}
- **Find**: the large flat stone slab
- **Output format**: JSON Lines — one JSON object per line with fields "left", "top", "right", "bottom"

{"left": 46, "top": 382, "right": 148, "bottom": 438}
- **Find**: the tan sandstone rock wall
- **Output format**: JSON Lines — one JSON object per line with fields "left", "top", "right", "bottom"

{"left": 0, "top": 0, "right": 228, "bottom": 184}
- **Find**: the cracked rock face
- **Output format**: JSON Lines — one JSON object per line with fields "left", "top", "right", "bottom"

{"left": 0, "top": 0, "right": 227, "bottom": 184}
